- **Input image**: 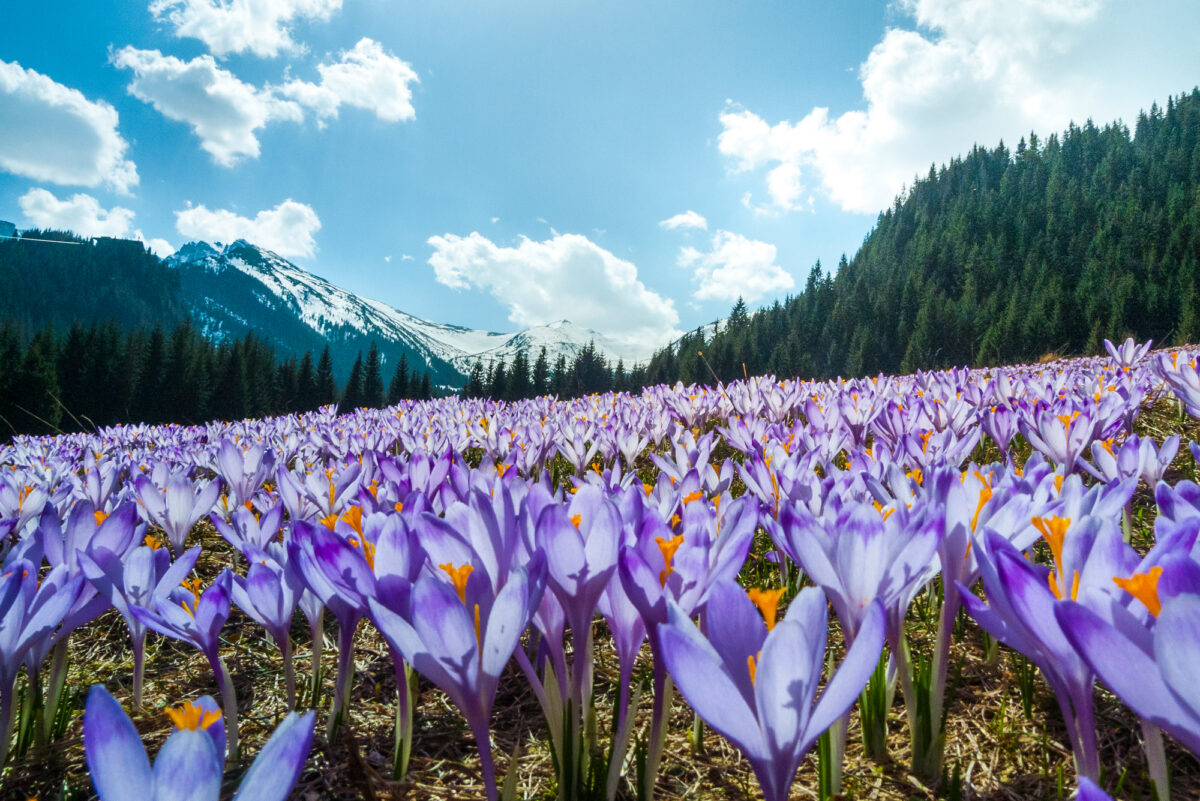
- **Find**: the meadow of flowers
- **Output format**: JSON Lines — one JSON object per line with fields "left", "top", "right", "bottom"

{"left": 3, "top": 338, "right": 1200, "bottom": 801}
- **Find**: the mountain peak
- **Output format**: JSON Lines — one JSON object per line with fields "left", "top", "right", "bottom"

{"left": 167, "top": 240, "right": 653, "bottom": 385}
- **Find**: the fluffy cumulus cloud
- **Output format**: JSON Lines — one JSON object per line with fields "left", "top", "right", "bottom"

{"left": 427, "top": 232, "right": 679, "bottom": 347}
{"left": 280, "top": 38, "right": 419, "bottom": 124}
{"left": 658, "top": 210, "right": 708, "bottom": 231}
{"left": 19, "top": 188, "right": 174, "bottom": 255}
{"left": 149, "top": 0, "right": 342, "bottom": 58}
{"left": 112, "top": 47, "right": 303, "bottom": 166}
{"left": 174, "top": 198, "right": 321, "bottom": 258}
{"left": 0, "top": 60, "right": 138, "bottom": 193}
{"left": 679, "top": 231, "right": 793, "bottom": 303}
{"left": 720, "top": 0, "right": 1200, "bottom": 215}
{"left": 112, "top": 39, "right": 417, "bottom": 164}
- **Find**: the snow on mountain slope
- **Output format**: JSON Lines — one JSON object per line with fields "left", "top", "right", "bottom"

{"left": 166, "top": 240, "right": 654, "bottom": 379}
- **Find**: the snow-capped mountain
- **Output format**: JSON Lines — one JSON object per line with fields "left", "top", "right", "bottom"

{"left": 165, "top": 240, "right": 650, "bottom": 385}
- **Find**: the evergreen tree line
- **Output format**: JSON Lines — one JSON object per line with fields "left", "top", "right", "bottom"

{"left": 639, "top": 88, "right": 1200, "bottom": 384}
{"left": 0, "top": 319, "right": 434, "bottom": 438}
{"left": 459, "top": 342, "right": 652, "bottom": 401}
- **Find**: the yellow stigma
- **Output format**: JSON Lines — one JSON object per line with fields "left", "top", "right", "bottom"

{"left": 340, "top": 505, "right": 364, "bottom": 534}
{"left": 180, "top": 577, "right": 203, "bottom": 616}
{"left": 93, "top": 510, "right": 108, "bottom": 526}
{"left": 1048, "top": 568, "right": 1080, "bottom": 601}
{"left": 320, "top": 513, "right": 339, "bottom": 531}
{"left": 642, "top": 482, "right": 654, "bottom": 497}
{"left": 394, "top": 501, "right": 404, "bottom": 514}
{"left": 747, "top": 653, "right": 759, "bottom": 685}
{"left": 907, "top": 468, "right": 923, "bottom": 486}
{"left": 1057, "top": 411, "right": 1081, "bottom": 433}
{"left": 682, "top": 490, "right": 704, "bottom": 505}
{"left": 439, "top": 563, "right": 474, "bottom": 603}
{"left": 971, "top": 486, "right": 993, "bottom": 531}
{"left": 1032, "top": 515, "right": 1070, "bottom": 567}
{"left": 569, "top": 513, "right": 582, "bottom": 529}
{"left": 496, "top": 463, "right": 509, "bottom": 477}
{"left": 747, "top": 587, "right": 785, "bottom": 631}
{"left": 166, "top": 700, "right": 222, "bottom": 731}
{"left": 655, "top": 534, "right": 685, "bottom": 587}
{"left": 1113, "top": 566, "right": 1164, "bottom": 617}
{"left": 349, "top": 536, "right": 376, "bottom": 571}
{"left": 144, "top": 534, "right": 163, "bottom": 551}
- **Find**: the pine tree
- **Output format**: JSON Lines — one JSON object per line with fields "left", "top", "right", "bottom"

{"left": 532, "top": 346, "right": 549, "bottom": 396}
{"left": 508, "top": 350, "right": 531, "bottom": 400}
{"left": 342, "top": 353, "right": 365, "bottom": 409}
{"left": 315, "top": 345, "right": 337, "bottom": 406}
{"left": 387, "top": 353, "right": 410, "bottom": 404}
{"left": 296, "top": 350, "right": 317, "bottom": 411}
{"left": 15, "top": 328, "right": 61, "bottom": 434}
{"left": 363, "top": 342, "right": 385, "bottom": 408}
{"left": 464, "top": 359, "right": 486, "bottom": 399}
{"left": 418, "top": 372, "right": 432, "bottom": 400}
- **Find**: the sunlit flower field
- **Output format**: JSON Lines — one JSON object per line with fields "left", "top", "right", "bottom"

{"left": 3, "top": 339, "right": 1200, "bottom": 801}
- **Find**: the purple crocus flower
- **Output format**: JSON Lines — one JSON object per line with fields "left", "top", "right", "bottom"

{"left": 1056, "top": 561, "right": 1200, "bottom": 757}
{"left": 0, "top": 560, "right": 84, "bottom": 765}
{"left": 232, "top": 556, "right": 299, "bottom": 707}
{"left": 133, "top": 568, "right": 239, "bottom": 756}
{"left": 1104, "top": 337, "right": 1152, "bottom": 371}
{"left": 538, "top": 485, "right": 620, "bottom": 703}
{"left": 83, "top": 684, "right": 314, "bottom": 801}
{"left": 368, "top": 557, "right": 546, "bottom": 801}
{"left": 133, "top": 471, "right": 222, "bottom": 554}
{"left": 78, "top": 542, "right": 200, "bottom": 709}
{"left": 659, "top": 582, "right": 886, "bottom": 801}
{"left": 1019, "top": 405, "right": 1095, "bottom": 472}
{"left": 958, "top": 519, "right": 1138, "bottom": 781}
{"left": 214, "top": 438, "right": 276, "bottom": 511}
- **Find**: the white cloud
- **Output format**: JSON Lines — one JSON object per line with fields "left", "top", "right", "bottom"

{"left": 659, "top": 210, "right": 708, "bottom": 230}
{"left": 112, "top": 47, "right": 303, "bottom": 166}
{"left": 679, "top": 231, "right": 794, "bottom": 303}
{"left": 280, "top": 38, "right": 418, "bottom": 124}
{"left": 719, "top": 0, "right": 1200, "bottom": 215}
{"left": 149, "top": 0, "right": 342, "bottom": 58}
{"left": 490, "top": 216, "right": 500, "bottom": 223}
{"left": 140, "top": 235, "right": 176, "bottom": 257}
{"left": 427, "top": 231, "right": 679, "bottom": 347}
{"left": 112, "top": 41, "right": 418, "bottom": 164}
{"left": 0, "top": 60, "right": 137, "bottom": 193}
{"left": 18, "top": 188, "right": 174, "bottom": 256}
{"left": 174, "top": 198, "right": 320, "bottom": 258}
{"left": 20, "top": 188, "right": 134, "bottom": 237}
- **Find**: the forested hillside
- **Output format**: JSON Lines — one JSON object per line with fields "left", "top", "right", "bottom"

{"left": 641, "top": 88, "right": 1200, "bottom": 384}
{"left": 0, "top": 232, "right": 187, "bottom": 337}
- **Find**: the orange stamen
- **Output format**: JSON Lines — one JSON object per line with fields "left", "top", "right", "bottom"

{"left": 439, "top": 563, "right": 474, "bottom": 603}
{"left": 165, "top": 700, "right": 221, "bottom": 731}
{"left": 746, "top": 587, "right": 785, "bottom": 631}
{"left": 1113, "top": 566, "right": 1164, "bottom": 616}
{"left": 655, "top": 534, "right": 685, "bottom": 587}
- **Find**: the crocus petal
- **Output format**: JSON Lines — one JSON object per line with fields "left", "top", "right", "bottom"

{"left": 232, "top": 711, "right": 316, "bottom": 801}
{"left": 804, "top": 599, "right": 886, "bottom": 750}
{"left": 659, "top": 600, "right": 767, "bottom": 761}
{"left": 1075, "top": 777, "right": 1114, "bottom": 801}
{"left": 151, "top": 728, "right": 222, "bottom": 801}
{"left": 1056, "top": 601, "right": 1200, "bottom": 753}
{"left": 1156, "top": 595, "right": 1200, "bottom": 725}
{"left": 84, "top": 685, "right": 153, "bottom": 801}
{"left": 704, "top": 580, "right": 766, "bottom": 706}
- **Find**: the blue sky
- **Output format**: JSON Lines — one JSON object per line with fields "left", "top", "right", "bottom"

{"left": 1, "top": 1, "right": 1198, "bottom": 350}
